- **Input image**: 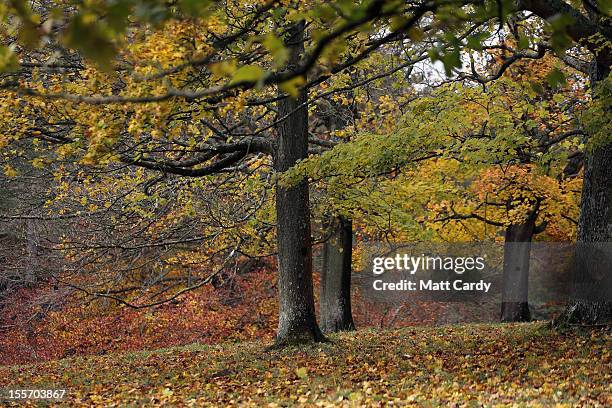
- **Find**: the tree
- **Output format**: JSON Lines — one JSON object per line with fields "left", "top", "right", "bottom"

{"left": 418, "top": 69, "right": 584, "bottom": 322}
{"left": 513, "top": 0, "right": 612, "bottom": 324}
{"left": 312, "top": 84, "right": 361, "bottom": 333}
{"left": 320, "top": 215, "right": 355, "bottom": 332}
{"left": 2, "top": 0, "right": 607, "bottom": 341}
{"left": 294, "top": 62, "right": 584, "bottom": 322}
{"left": 1, "top": 0, "right": 460, "bottom": 345}
{"left": 273, "top": 21, "right": 325, "bottom": 343}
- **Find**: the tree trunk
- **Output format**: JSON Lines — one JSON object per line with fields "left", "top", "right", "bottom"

{"left": 25, "top": 218, "right": 39, "bottom": 285}
{"left": 318, "top": 91, "right": 356, "bottom": 333}
{"left": 274, "top": 21, "right": 325, "bottom": 345}
{"left": 320, "top": 216, "right": 355, "bottom": 332}
{"left": 556, "top": 56, "right": 612, "bottom": 326}
{"left": 501, "top": 215, "right": 536, "bottom": 322}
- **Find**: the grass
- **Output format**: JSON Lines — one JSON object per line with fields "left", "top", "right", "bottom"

{"left": 0, "top": 322, "right": 610, "bottom": 406}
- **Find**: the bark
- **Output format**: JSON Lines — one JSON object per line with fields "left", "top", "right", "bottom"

{"left": 274, "top": 21, "right": 325, "bottom": 345}
{"left": 556, "top": 56, "right": 612, "bottom": 326}
{"left": 320, "top": 216, "right": 355, "bottom": 332}
{"left": 25, "top": 218, "right": 39, "bottom": 285}
{"left": 519, "top": 0, "right": 612, "bottom": 327}
{"left": 318, "top": 84, "right": 356, "bottom": 333}
{"left": 501, "top": 216, "right": 535, "bottom": 322}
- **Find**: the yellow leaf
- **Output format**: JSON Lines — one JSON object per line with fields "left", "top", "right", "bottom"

{"left": 295, "top": 367, "right": 308, "bottom": 379}
{"left": 280, "top": 76, "right": 305, "bottom": 98}
{"left": 3, "top": 165, "right": 17, "bottom": 177}
{"left": 229, "top": 65, "right": 265, "bottom": 85}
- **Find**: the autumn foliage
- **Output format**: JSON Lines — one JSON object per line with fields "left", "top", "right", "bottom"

{"left": 1, "top": 322, "right": 609, "bottom": 406}
{"left": 1, "top": 258, "right": 497, "bottom": 366}
{"left": 0, "top": 265, "right": 278, "bottom": 365}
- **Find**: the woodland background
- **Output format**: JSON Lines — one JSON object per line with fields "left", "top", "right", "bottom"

{"left": 0, "top": 1, "right": 609, "bottom": 397}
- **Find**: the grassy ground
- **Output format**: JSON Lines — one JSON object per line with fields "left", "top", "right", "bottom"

{"left": 0, "top": 322, "right": 609, "bottom": 406}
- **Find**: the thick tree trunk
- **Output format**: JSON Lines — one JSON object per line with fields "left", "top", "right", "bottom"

{"left": 274, "top": 21, "right": 325, "bottom": 345}
{"left": 518, "top": 0, "right": 612, "bottom": 328}
{"left": 556, "top": 57, "right": 612, "bottom": 326}
{"left": 501, "top": 215, "right": 536, "bottom": 322}
{"left": 320, "top": 216, "right": 355, "bottom": 332}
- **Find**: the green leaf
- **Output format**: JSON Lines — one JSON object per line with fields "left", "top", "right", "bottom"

{"left": 262, "top": 33, "right": 288, "bottom": 68}
{"left": 209, "top": 60, "right": 237, "bottom": 78}
{"left": 548, "top": 13, "right": 575, "bottom": 51}
{"left": 517, "top": 36, "right": 530, "bottom": 50}
{"left": 229, "top": 65, "right": 265, "bottom": 85}
{"left": 134, "top": 3, "right": 169, "bottom": 25}
{"left": 596, "top": 0, "right": 612, "bottom": 16}
{"left": 179, "top": 0, "right": 213, "bottom": 16}
{"left": 552, "top": 93, "right": 565, "bottom": 104}
{"left": 279, "top": 76, "right": 305, "bottom": 98}
{"left": 440, "top": 50, "right": 462, "bottom": 76}
{"left": 106, "top": 1, "right": 130, "bottom": 33}
{"left": 0, "top": 46, "right": 18, "bottom": 72}
{"left": 466, "top": 31, "right": 490, "bottom": 51}
{"left": 525, "top": 119, "right": 537, "bottom": 130}
{"left": 390, "top": 15, "right": 409, "bottom": 31}
{"left": 64, "top": 13, "right": 117, "bottom": 71}
{"left": 530, "top": 81, "right": 545, "bottom": 95}
{"left": 312, "top": 5, "right": 336, "bottom": 22}
{"left": 546, "top": 68, "right": 566, "bottom": 89}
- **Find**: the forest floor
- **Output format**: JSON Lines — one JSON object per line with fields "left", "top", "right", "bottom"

{"left": 0, "top": 322, "right": 609, "bottom": 406}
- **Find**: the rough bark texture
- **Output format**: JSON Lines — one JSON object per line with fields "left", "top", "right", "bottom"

{"left": 501, "top": 217, "right": 535, "bottom": 323}
{"left": 25, "top": 218, "right": 39, "bottom": 285}
{"left": 556, "top": 57, "right": 612, "bottom": 326}
{"left": 518, "top": 0, "right": 612, "bottom": 327}
{"left": 274, "top": 21, "right": 325, "bottom": 345}
{"left": 320, "top": 216, "right": 355, "bottom": 332}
